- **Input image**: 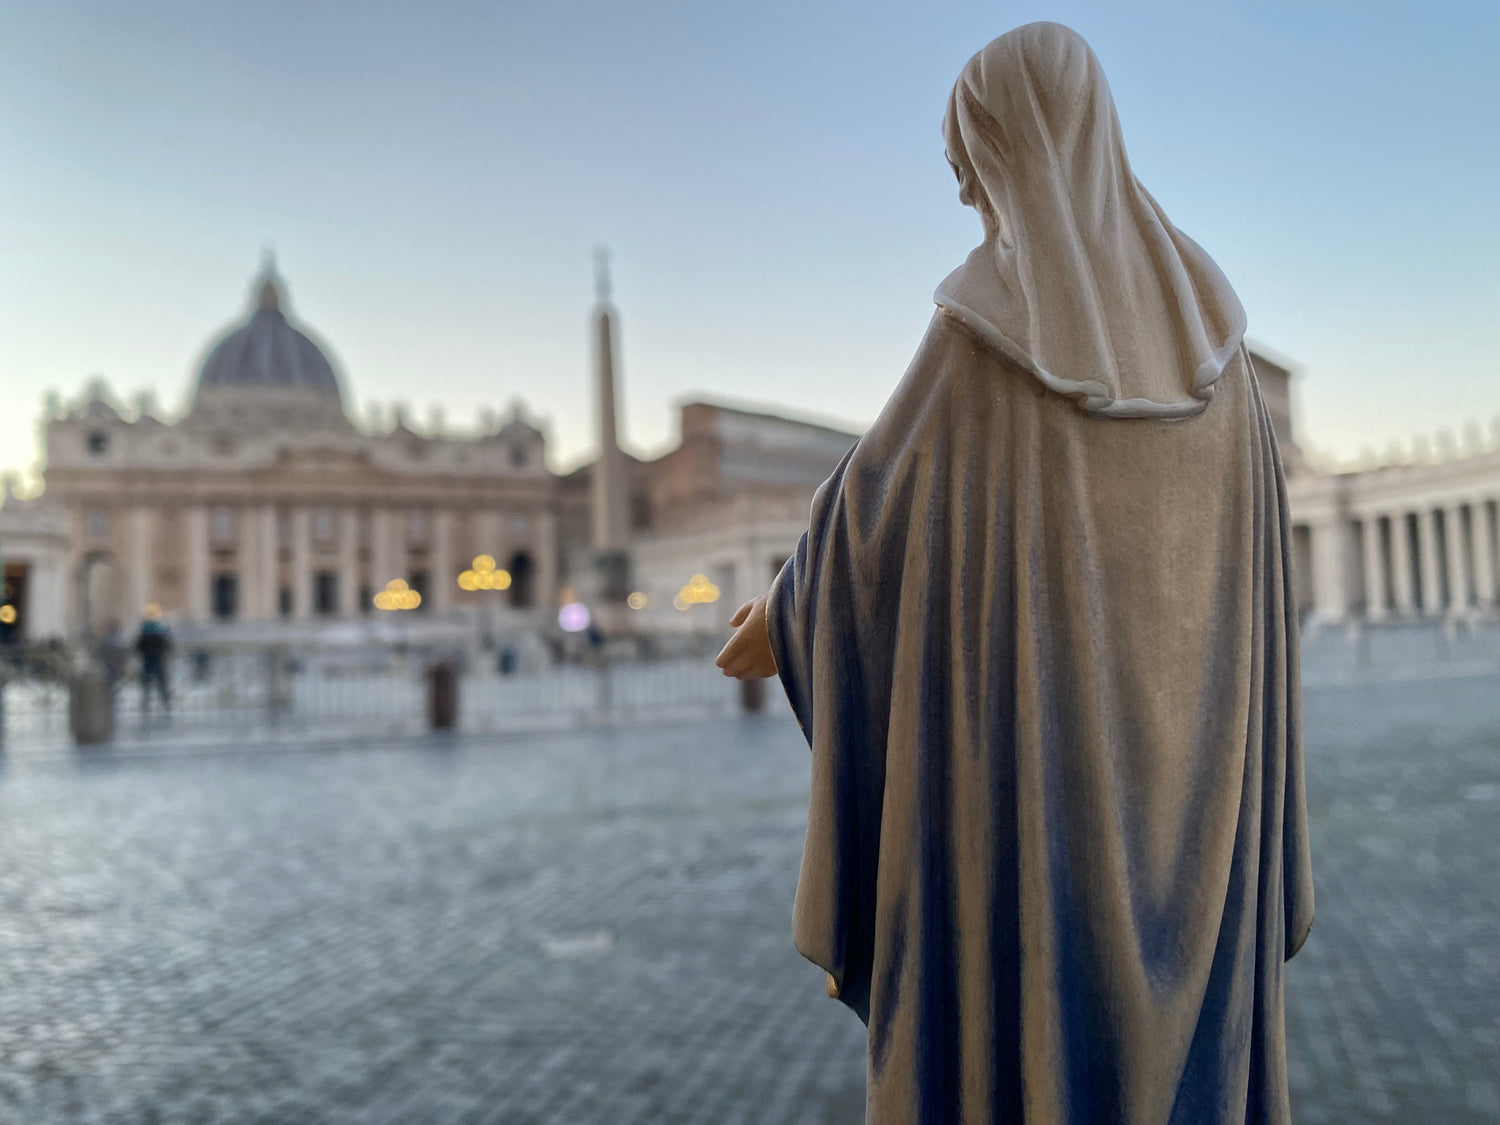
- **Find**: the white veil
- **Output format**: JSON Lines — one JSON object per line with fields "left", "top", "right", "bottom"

{"left": 934, "top": 22, "right": 1247, "bottom": 419}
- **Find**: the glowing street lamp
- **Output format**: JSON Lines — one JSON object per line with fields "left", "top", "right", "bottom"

{"left": 558, "top": 602, "right": 591, "bottom": 633}
{"left": 373, "top": 578, "right": 422, "bottom": 611}
{"left": 673, "top": 573, "right": 720, "bottom": 611}
{"left": 457, "top": 554, "right": 512, "bottom": 592}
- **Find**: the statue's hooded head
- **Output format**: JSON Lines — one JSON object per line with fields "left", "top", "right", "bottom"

{"left": 942, "top": 23, "right": 1123, "bottom": 248}
{"left": 935, "top": 23, "right": 1247, "bottom": 419}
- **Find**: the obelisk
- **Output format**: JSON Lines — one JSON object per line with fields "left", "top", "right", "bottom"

{"left": 590, "top": 248, "right": 632, "bottom": 632}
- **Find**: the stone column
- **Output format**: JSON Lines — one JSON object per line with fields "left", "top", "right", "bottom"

{"left": 24, "top": 552, "right": 62, "bottom": 641}
{"left": 371, "top": 508, "right": 398, "bottom": 591}
{"left": 338, "top": 508, "right": 360, "bottom": 617}
{"left": 535, "top": 510, "right": 558, "bottom": 610}
{"left": 1417, "top": 507, "right": 1442, "bottom": 617}
{"left": 591, "top": 282, "right": 630, "bottom": 554}
{"left": 1360, "top": 514, "right": 1386, "bottom": 620}
{"left": 128, "top": 506, "right": 153, "bottom": 621}
{"left": 1309, "top": 516, "right": 1348, "bottom": 625}
{"left": 475, "top": 511, "right": 498, "bottom": 559}
{"left": 430, "top": 509, "right": 453, "bottom": 614}
{"left": 1444, "top": 503, "right": 1469, "bottom": 614}
{"left": 185, "top": 506, "right": 210, "bottom": 622}
{"left": 1391, "top": 512, "right": 1416, "bottom": 617}
{"left": 259, "top": 504, "right": 280, "bottom": 620}
{"left": 1472, "top": 500, "right": 1497, "bottom": 610}
{"left": 238, "top": 505, "right": 260, "bottom": 619}
{"left": 291, "top": 507, "right": 312, "bottom": 620}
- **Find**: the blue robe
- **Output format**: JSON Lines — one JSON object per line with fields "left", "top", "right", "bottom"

{"left": 766, "top": 311, "right": 1314, "bottom": 1124}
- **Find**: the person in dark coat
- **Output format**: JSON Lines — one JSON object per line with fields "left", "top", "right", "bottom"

{"left": 135, "top": 606, "right": 173, "bottom": 714}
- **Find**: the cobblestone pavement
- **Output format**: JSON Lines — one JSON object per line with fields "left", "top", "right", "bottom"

{"left": 0, "top": 676, "right": 1496, "bottom": 1124}
{"left": 1286, "top": 676, "right": 1499, "bottom": 1124}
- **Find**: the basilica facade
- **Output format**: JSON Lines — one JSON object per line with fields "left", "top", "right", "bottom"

{"left": 33, "top": 262, "right": 563, "bottom": 644}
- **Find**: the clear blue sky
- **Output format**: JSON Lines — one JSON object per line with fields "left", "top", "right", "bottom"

{"left": 1, "top": 0, "right": 1495, "bottom": 486}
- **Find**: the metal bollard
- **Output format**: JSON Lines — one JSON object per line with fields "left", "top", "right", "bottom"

{"left": 428, "top": 659, "right": 459, "bottom": 730}
{"left": 740, "top": 677, "right": 766, "bottom": 715}
{"left": 70, "top": 664, "right": 114, "bottom": 746}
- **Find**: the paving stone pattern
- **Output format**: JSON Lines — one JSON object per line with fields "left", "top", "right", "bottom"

{"left": 1285, "top": 676, "right": 1499, "bottom": 1124}
{"left": 0, "top": 676, "right": 1496, "bottom": 1124}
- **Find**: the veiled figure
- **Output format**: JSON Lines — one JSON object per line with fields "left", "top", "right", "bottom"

{"left": 717, "top": 21, "right": 1314, "bottom": 1125}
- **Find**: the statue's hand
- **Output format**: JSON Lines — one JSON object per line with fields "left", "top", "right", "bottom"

{"left": 715, "top": 595, "right": 778, "bottom": 679}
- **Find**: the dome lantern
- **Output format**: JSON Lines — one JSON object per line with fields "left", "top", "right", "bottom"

{"left": 254, "top": 248, "right": 283, "bottom": 314}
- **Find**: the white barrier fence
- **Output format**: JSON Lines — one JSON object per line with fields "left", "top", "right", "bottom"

{"left": 1, "top": 621, "right": 1493, "bottom": 752}
{"left": 0, "top": 643, "right": 786, "bottom": 753}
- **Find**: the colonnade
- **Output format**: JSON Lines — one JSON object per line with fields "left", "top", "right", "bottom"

{"left": 113, "top": 501, "right": 557, "bottom": 626}
{"left": 1301, "top": 495, "right": 1499, "bottom": 623}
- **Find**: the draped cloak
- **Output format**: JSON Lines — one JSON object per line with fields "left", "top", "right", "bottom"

{"left": 764, "top": 24, "right": 1314, "bottom": 1125}
{"left": 767, "top": 323, "right": 1314, "bottom": 1124}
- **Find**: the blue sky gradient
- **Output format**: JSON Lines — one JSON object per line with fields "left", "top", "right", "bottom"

{"left": 1, "top": 0, "right": 1495, "bottom": 484}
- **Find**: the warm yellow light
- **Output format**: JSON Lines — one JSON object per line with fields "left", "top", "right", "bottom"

{"left": 676, "top": 573, "right": 721, "bottom": 606}
{"left": 627, "top": 591, "right": 648, "bottom": 610}
{"left": 458, "top": 567, "right": 510, "bottom": 592}
{"left": 376, "top": 578, "right": 421, "bottom": 611}
{"left": 0, "top": 605, "right": 15, "bottom": 625}
{"left": 473, "top": 554, "right": 496, "bottom": 574}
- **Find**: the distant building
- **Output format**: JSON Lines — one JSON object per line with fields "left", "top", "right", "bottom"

{"left": 1245, "top": 351, "right": 1500, "bottom": 626}
{"left": 558, "top": 254, "right": 862, "bottom": 636}
{"left": 1, "top": 261, "right": 1494, "bottom": 647}
{"left": 1277, "top": 432, "right": 1499, "bottom": 632}
{"left": 616, "top": 348, "right": 1499, "bottom": 637}
{"left": 573, "top": 399, "right": 861, "bottom": 634}
{"left": 0, "top": 255, "right": 861, "bottom": 647}
{"left": 0, "top": 478, "right": 69, "bottom": 644}
{"left": 26, "top": 256, "right": 562, "bottom": 643}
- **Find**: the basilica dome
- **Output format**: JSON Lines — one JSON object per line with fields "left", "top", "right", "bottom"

{"left": 194, "top": 260, "right": 344, "bottom": 406}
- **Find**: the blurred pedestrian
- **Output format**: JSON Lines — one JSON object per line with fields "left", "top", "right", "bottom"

{"left": 135, "top": 605, "right": 173, "bottom": 715}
